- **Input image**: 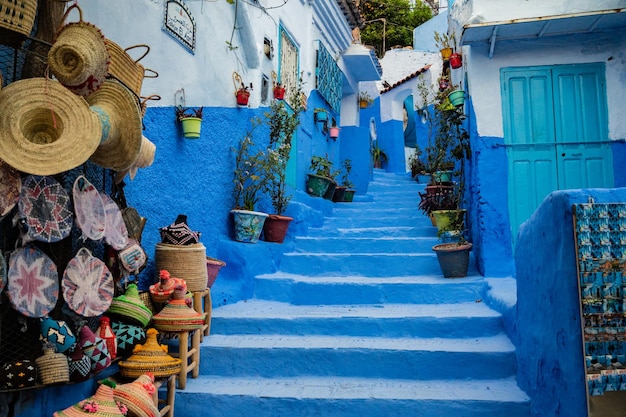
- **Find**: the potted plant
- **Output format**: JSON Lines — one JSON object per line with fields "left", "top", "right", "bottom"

{"left": 449, "top": 52, "right": 462, "bottom": 69}
{"left": 260, "top": 81, "right": 304, "bottom": 243}
{"left": 231, "top": 124, "right": 268, "bottom": 243}
{"left": 175, "top": 106, "right": 203, "bottom": 139}
{"left": 434, "top": 31, "right": 455, "bottom": 61}
{"left": 333, "top": 159, "right": 355, "bottom": 202}
{"left": 358, "top": 91, "right": 373, "bottom": 109}
{"left": 273, "top": 82, "right": 285, "bottom": 100}
{"left": 329, "top": 120, "right": 340, "bottom": 140}
{"left": 235, "top": 82, "right": 253, "bottom": 106}
{"left": 432, "top": 238, "right": 473, "bottom": 278}
{"left": 408, "top": 147, "right": 430, "bottom": 183}
{"left": 306, "top": 154, "right": 335, "bottom": 198}
{"left": 372, "top": 142, "right": 388, "bottom": 169}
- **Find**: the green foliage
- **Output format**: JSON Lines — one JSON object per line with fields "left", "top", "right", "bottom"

{"left": 433, "top": 31, "right": 455, "bottom": 50}
{"left": 408, "top": 147, "right": 426, "bottom": 176}
{"left": 231, "top": 125, "right": 266, "bottom": 211}
{"left": 309, "top": 155, "right": 335, "bottom": 178}
{"left": 359, "top": 0, "right": 432, "bottom": 57}
{"left": 341, "top": 159, "right": 355, "bottom": 189}
{"left": 371, "top": 142, "right": 388, "bottom": 167}
{"left": 175, "top": 106, "right": 203, "bottom": 121}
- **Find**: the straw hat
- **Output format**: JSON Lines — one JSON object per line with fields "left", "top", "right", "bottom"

{"left": 87, "top": 79, "right": 142, "bottom": 171}
{"left": 152, "top": 285, "right": 205, "bottom": 333}
{"left": 0, "top": 78, "right": 101, "bottom": 175}
{"left": 107, "top": 283, "right": 153, "bottom": 328}
{"left": 53, "top": 384, "right": 128, "bottom": 417}
{"left": 114, "top": 135, "right": 156, "bottom": 184}
{"left": 112, "top": 373, "right": 159, "bottom": 417}
{"left": 48, "top": 4, "right": 110, "bottom": 97}
{"left": 118, "top": 328, "right": 181, "bottom": 379}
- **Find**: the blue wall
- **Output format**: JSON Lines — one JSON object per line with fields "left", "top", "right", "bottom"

{"left": 514, "top": 187, "right": 626, "bottom": 417}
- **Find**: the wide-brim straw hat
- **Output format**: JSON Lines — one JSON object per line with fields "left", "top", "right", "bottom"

{"left": 114, "top": 135, "right": 156, "bottom": 184}
{"left": 112, "top": 373, "right": 159, "bottom": 417}
{"left": 0, "top": 78, "right": 101, "bottom": 175}
{"left": 118, "top": 328, "right": 181, "bottom": 379}
{"left": 53, "top": 384, "right": 127, "bottom": 417}
{"left": 48, "top": 4, "right": 109, "bottom": 97}
{"left": 87, "top": 79, "right": 143, "bottom": 171}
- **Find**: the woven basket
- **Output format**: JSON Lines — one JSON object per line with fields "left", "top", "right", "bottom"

{"left": 206, "top": 256, "right": 226, "bottom": 288}
{"left": 155, "top": 243, "right": 208, "bottom": 292}
{"left": 36, "top": 347, "right": 70, "bottom": 385}
{"left": 118, "top": 328, "right": 181, "bottom": 379}
{"left": 105, "top": 41, "right": 154, "bottom": 98}
{"left": 0, "top": 0, "right": 37, "bottom": 47}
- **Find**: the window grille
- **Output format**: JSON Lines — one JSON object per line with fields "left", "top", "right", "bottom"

{"left": 279, "top": 27, "right": 299, "bottom": 109}
{"left": 315, "top": 42, "right": 342, "bottom": 113}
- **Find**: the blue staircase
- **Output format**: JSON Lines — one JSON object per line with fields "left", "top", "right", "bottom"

{"left": 175, "top": 170, "right": 531, "bottom": 417}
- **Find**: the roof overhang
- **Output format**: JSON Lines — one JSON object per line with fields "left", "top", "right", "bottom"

{"left": 340, "top": 43, "right": 383, "bottom": 82}
{"left": 460, "top": 8, "right": 626, "bottom": 58}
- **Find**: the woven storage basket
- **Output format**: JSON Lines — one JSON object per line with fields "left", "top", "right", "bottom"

{"left": 206, "top": 256, "right": 226, "bottom": 288}
{"left": 0, "top": 0, "right": 37, "bottom": 47}
{"left": 155, "top": 243, "right": 208, "bottom": 292}
{"left": 105, "top": 41, "right": 153, "bottom": 98}
{"left": 36, "top": 346, "right": 70, "bottom": 385}
{"left": 118, "top": 328, "right": 181, "bottom": 379}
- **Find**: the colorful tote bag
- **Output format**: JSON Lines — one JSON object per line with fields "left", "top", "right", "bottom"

{"left": 18, "top": 175, "right": 73, "bottom": 243}
{"left": 62, "top": 247, "right": 114, "bottom": 317}
{"left": 7, "top": 245, "right": 59, "bottom": 318}
{"left": 73, "top": 175, "right": 106, "bottom": 241}
{"left": 101, "top": 191, "right": 129, "bottom": 250}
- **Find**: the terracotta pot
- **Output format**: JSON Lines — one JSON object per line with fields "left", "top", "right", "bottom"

{"left": 263, "top": 214, "right": 293, "bottom": 243}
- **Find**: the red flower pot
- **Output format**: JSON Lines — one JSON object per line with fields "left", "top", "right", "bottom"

{"left": 273, "top": 86, "right": 285, "bottom": 100}
{"left": 236, "top": 89, "right": 250, "bottom": 106}
{"left": 449, "top": 53, "right": 462, "bottom": 69}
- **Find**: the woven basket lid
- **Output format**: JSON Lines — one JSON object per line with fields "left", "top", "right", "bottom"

{"left": 159, "top": 214, "right": 201, "bottom": 245}
{"left": 7, "top": 244, "right": 59, "bottom": 318}
{"left": 87, "top": 79, "right": 142, "bottom": 172}
{"left": 47, "top": 4, "right": 109, "bottom": 97}
{"left": 152, "top": 285, "right": 205, "bottom": 332}
{"left": 0, "top": 78, "right": 101, "bottom": 176}
{"left": 78, "top": 325, "right": 112, "bottom": 373}
{"left": 113, "top": 373, "right": 159, "bottom": 417}
{"left": 18, "top": 175, "right": 73, "bottom": 244}
{"left": 0, "top": 160, "right": 20, "bottom": 218}
{"left": 53, "top": 384, "right": 127, "bottom": 417}
{"left": 73, "top": 176, "right": 106, "bottom": 241}
{"left": 149, "top": 270, "right": 185, "bottom": 304}
{"left": 36, "top": 345, "right": 70, "bottom": 385}
{"left": 118, "top": 328, "right": 181, "bottom": 379}
{"left": 101, "top": 192, "right": 128, "bottom": 250}
{"left": 63, "top": 248, "right": 114, "bottom": 317}
{"left": 107, "top": 283, "right": 152, "bottom": 327}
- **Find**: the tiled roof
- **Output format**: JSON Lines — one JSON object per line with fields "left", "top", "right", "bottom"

{"left": 380, "top": 64, "right": 432, "bottom": 94}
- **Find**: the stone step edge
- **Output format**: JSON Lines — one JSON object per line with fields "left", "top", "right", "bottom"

{"left": 177, "top": 375, "right": 530, "bottom": 402}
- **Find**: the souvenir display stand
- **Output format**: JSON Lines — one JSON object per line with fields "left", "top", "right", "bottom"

{"left": 153, "top": 374, "right": 177, "bottom": 417}
{"left": 193, "top": 287, "right": 212, "bottom": 342}
{"left": 573, "top": 202, "right": 626, "bottom": 415}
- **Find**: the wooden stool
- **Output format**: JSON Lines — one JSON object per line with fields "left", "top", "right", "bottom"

{"left": 193, "top": 288, "right": 212, "bottom": 341}
{"left": 152, "top": 374, "right": 176, "bottom": 417}
{"left": 170, "top": 329, "right": 200, "bottom": 389}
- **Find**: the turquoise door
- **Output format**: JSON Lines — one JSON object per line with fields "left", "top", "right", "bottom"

{"left": 502, "top": 63, "right": 612, "bottom": 238}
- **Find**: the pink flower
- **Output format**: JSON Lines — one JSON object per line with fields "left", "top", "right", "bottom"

{"left": 81, "top": 401, "right": 98, "bottom": 412}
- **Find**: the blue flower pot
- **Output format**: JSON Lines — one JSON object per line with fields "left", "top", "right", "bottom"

{"left": 231, "top": 210, "right": 268, "bottom": 243}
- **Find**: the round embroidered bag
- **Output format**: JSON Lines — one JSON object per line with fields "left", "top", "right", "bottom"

{"left": 18, "top": 175, "right": 73, "bottom": 243}
{"left": 73, "top": 175, "right": 106, "bottom": 241}
{"left": 63, "top": 247, "right": 114, "bottom": 317}
{"left": 101, "top": 191, "right": 128, "bottom": 250}
{"left": 7, "top": 245, "right": 59, "bottom": 318}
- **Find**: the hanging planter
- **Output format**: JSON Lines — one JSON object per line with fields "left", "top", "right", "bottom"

{"left": 447, "top": 90, "right": 465, "bottom": 107}
{"left": 449, "top": 53, "right": 462, "bottom": 69}
{"left": 233, "top": 71, "right": 253, "bottom": 107}
{"left": 329, "top": 126, "right": 340, "bottom": 139}
{"left": 273, "top": 83, "right": 285, "bottom": 100}
{"left": 175, "top": 105, "right": 203, "bottom": 139}
{"left": 440, "top": 47, "right": 453, "bottom": 61}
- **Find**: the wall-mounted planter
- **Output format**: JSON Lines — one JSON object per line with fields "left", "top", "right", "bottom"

{"left": 273, "top": 85, "right": 285, "bottom": 100}
{"left": 449, "top": 53, "right": 462, "bottom": 69}
{"left": 314, "top": 110, "right": 328, "bottom": 123}
{"left": 329, "top": 126, "right": 340, "bottom": 139}
{"left": 180, "top": 117, "right": 202, "bottom": 139}
{"left": 440, "top": 47, "right": 453, "bottom": 61}
{"left": 236, "top": 89, "right": 250, "bottom": 106}
{"left": 447, "top": 90, "right": 465, "bottom": 107}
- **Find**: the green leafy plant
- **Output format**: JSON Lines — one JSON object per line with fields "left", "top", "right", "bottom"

{"left": 309, "top": 154, "right": 334, "bottom": 178}
{"left": 372, "top": 142, "right": 388, "bottom": 168}
{"left": 175, "top": 106, "right": 203, "bottom": 121}
{"left": 408, "top": 147, "right": 426, "bottom": 177}
{"left": 434, "top": 30, "right": 455, "bottom": 50}
{"left": 341, "top": 159, "right": 355, "bottom": 189}
{"left": 231, "top": 122, "right": 266, "bottom": 211}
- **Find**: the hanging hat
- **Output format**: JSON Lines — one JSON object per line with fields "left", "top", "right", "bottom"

{"left": 118, "top": 328, "right": 181, "bottom": 379}
{"left": 18, "top": 175, "right": 73, "bottom": 244}
{"left": 107, "top": 283, "right": 152, "bottom": 328}
{"left": 112, "top": 373, "right": 159, "bottom": 417}
{"left": 73, "top": 175, "right": 106, "bottom": 241}
{"left": 47, "top": 4, "right": 110, "bottom": 97}
{"left": 111, "top": 321, "right": 146, "bottom": 358}
{"left": 53, "top": 383, "right": 128, "bottom": 417}
{"left": 0, "top": 78, "right": 101, "bottom": 175}
{"left": 78, "top": 325, "right": 112, "bottom": 373}
{"left": 149, "top": 270, "right": 186, "bottom": 304}
{"left": 114, "top": 135, "right": 156, "bottom": 184}
{"left": 87, "top": 79, "right": 142, "bottom": 171}
{"left": 35, "top": 343, "right": 70, "bottom": 385}
{"left": 152, "top": 285, "right": 205, "bottom": 333}
{"left": 63, "top": 248, "right": 114, "bottom": 317}
{"left": 7, "top": 244, "right": 59, "bottom": 318}
{"left": 159, "top": 214, "right": 201, "bottom": 245}
{"left": 101, "top": 192, "right": 129, "bottom": 251}
{"left": 0, "top": 160, "right": 20, "bottom": 218}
